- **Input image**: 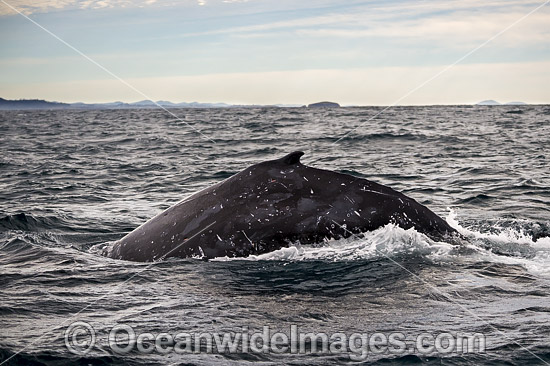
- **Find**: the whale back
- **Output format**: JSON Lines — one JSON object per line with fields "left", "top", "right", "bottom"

{"left": 106, "top": 151, "right": 456, "bottom": 261}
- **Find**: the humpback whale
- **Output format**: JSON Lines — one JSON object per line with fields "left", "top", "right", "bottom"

{"left": 105, "top": 151, "right": 457, "bottom": 261}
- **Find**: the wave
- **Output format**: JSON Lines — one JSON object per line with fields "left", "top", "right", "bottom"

{"left": 320, "top": 132, "right": 426, "bottom": 143}
{"left": 446, "top": 209, "right": 550, "bottom": 276}
{"left": 274, "top": 117, "right": 306, "bottom": 122}
{"left": 0, "top": 348, "right": 121, "bottom": 366}
{"left": 505, "top": 109, "right": 524, "bottom": 114}
{"left": 0, "top": 213, "right": 70, "bottom": 232}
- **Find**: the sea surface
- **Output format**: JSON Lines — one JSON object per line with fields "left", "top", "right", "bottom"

{"left": 1, "top": 106, "right": 549, "bottom": 365}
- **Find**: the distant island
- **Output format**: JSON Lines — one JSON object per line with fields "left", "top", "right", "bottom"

{"left": 307, "top": 101, "right": 340, "bottom": 108}
{"left": 477, "top": 100, "right": 527, "bottom": 106}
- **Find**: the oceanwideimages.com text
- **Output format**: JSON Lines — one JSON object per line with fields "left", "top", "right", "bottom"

{"left": 65, "top": 322, "right": 486, "bottom": 361}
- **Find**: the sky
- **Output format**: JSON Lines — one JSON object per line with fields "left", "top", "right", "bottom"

{"left": 0, "top": 0, "right": 549, "bottom": 105}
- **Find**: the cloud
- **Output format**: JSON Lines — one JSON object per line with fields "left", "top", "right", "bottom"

{"left": 0, "top": 0, "right": 77, "bottom": 15}
{"left": 295, "top": 11, "right": 550, "bottom": 46}
{"left": 0, "top": 0, "right": 186, "bottom": 15}
{"left": 142, "top": 0, "right": 549, "bottom": 49}
{"left": 0, "top": 0, "right": 253, "bottom": 15}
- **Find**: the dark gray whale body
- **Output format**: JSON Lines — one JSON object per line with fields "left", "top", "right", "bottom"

{"left": 106, "top": 151, "right": 457, "bottom": 261}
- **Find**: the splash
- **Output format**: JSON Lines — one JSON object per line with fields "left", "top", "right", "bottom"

{"left": 446, "top": 208, "right": 550, "bottom": 276}
{"left": 213, "top": 224, "right": 455, "bottom": 262}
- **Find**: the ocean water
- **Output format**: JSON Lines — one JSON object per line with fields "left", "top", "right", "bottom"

{"left": 1, "top": 105, "right": 549, "bottom": 365}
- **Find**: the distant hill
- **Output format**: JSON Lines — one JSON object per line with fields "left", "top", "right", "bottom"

{"left": 476, "top": 100, "right": 527, "bottom": 106}
{"left": 477, "top": 100, "right": 501, "bottom": 105}
{"left": 307, "top": 101, "right": 340, "bottom": 108}
{"left": 0, "top": 97, "right": 69, "bottom": 110}
{"left": 0, "top": 98, "right": 264, "bottom": 110}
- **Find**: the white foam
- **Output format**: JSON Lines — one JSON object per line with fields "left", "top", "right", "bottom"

{"left": 212, "top": 224, "right": 455, "bottom": 262}
{"left": 446, "top": 208, "right": 550, "bottom": 277}
{"left": 446, "top": 208, "right": 537, "bottom": 244}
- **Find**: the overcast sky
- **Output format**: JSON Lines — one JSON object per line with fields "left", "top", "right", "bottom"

{"left": 1, "top": 0, "right": 549, "bottom": 105}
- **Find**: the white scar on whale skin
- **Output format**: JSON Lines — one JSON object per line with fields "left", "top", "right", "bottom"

{"left": 241, "top": 230, "right": 256, "bottom": 251}
{"left": 360, "top": 188, "right": 393, "bottom": 198}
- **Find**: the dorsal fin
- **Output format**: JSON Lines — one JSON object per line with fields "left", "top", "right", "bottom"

{"left": 280, "top": 151, "right": 304, "bottom": 165}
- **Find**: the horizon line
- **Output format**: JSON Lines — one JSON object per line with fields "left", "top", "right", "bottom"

{"left": 0, "top": 97, "right": 538, "bottom": 108}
